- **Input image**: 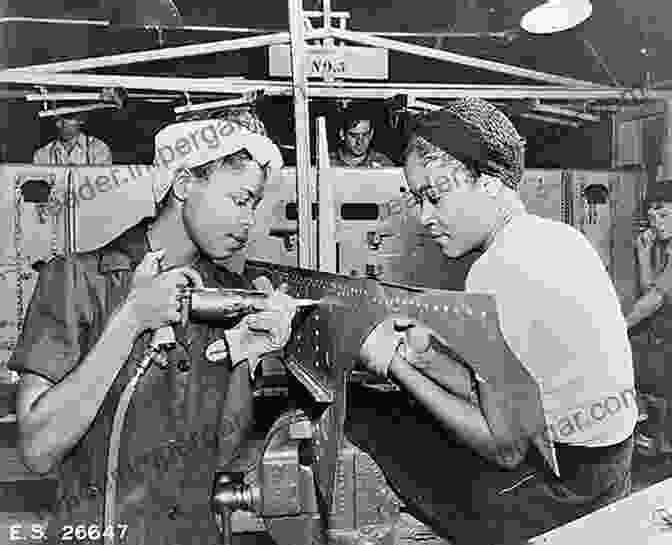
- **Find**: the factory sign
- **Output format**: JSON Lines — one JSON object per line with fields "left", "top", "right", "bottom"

{"left": 268, "top": 45, "right": 389, "bottom": 80}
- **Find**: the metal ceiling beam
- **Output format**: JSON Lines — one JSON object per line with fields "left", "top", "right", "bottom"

{"left": 0, "top": 16, "right": 523, "bottom": 39}
{"left": 0, "top": 16, "right": 289, "bottom": 34}
{"left": 0, "top": 17, "right": 109, "bottom": 27}
{"left": 4, "top": 19, "right": 610, "bottom": 89}
{"left": 38, "top": 103, "right": 119, "bottom": 118}
{"left": 0, "top": 70, "right": 665, "bottom": 101}
{"left": 329, "top": 27, "right": 610, "bottom": 88}
{"left": 5, "top": 30, "right": 328, "bottom": 74}
{"left": 0, "top": 72, "right": 266, "bottom": 92}
{"left": 24, "top": 91, "right": 237, "bottom": 101}
{"left": 531, "top": 101, "right": 601, "bottom": 122}
{"left": 520, "top": 113, "right": 580, "bottom": 128}
{"left": 293, "top": 83, "right": 663, "bottom": 101}
{"left": 173, "top": 93, "right": 262, "bottom": 114}
{"left": 301, "top": 87, "right": 659, "bottom": 100}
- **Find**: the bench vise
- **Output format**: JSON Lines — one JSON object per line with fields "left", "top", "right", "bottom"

{"left": 211, "top": 261, "right": 552, "bottom": 545}
{"left": 211, "top": 411, "right": 402, "bottom": 545}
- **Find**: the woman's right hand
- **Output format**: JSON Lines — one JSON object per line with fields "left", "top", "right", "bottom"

{"left": 123, "top": 250, "right": 203, "bottom": 333}
{"left": 636, "top": 228, "right": 656, "bottom": 256}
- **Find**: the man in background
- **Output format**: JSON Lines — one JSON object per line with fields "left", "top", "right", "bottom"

{"left": 330, "top": 104, "right": 395, "bottom": 168}
{"left": 33, "top": 112, "right": 112, "bottom": 166}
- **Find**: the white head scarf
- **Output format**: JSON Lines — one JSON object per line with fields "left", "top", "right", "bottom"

{"left": 152, "top": 112, "right": 283, "bottom": 203}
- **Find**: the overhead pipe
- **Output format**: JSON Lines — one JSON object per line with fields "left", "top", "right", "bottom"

{"left": 0, "top": 16, "right": 346, "bottom": 34}
{"left": 25, "top": 91, "right": 228, "bottom": 102}
{"left": 0, "top": 16, "right": 551, "bottom": 40}
{"left": 520, "top": 112, "right": 580, "bottom": 127}
{"left": 5, "top": 30, "right": 328, "bottom": 74}
{"left": 38, "top": 103, "right": 119, "bottom": 118}
{"left": 173, "top": 91, "right": 263, "bottom": 114}
{"left": 531, "top": 101, "right": 601, "bottom": 122}
{"left": 329, "top": 27, "right": 609, "bottom": 88}
{"left": 0, "top": 70, "right": 667, "bottom": 100}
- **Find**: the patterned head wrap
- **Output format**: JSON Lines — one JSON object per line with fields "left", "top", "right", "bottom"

{"left": 411, "top": 98, "right": 526, "bottom": 190}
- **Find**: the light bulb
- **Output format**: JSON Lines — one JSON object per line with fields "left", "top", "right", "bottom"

{"left": 521, "top": 0, "right": 592, "bottom": 34}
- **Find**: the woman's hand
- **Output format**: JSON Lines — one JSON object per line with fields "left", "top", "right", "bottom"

{"left": 359, "top": 317, "right": 438, "bottom": 378}
{"left": 391, "top": 318, "right": 436, "bottom": 369}
{"left": 636, "top": 228, "right": 656, "bottom": 257}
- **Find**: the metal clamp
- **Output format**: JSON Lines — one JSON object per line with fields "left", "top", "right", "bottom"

{"left": 211, "top": 472, "right": 260, "bottom": 545}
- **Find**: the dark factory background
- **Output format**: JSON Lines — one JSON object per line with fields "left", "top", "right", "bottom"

{"left": 0, "top": 1, "right": 670, "bottom": 542}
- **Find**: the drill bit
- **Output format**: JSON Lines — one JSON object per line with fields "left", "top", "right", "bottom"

{"left": 289, "top": 298, "right": 323, "bottom": 308}
{"left": 292, "top": 295, "right": 349, "bottom": 309}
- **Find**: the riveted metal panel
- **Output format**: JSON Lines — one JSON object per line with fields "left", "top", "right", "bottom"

{"left": 245, "top": 261, "right": 552, "bottom": 515}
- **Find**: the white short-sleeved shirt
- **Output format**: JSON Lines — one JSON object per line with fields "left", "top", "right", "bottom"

{"left": 33, "top": 133, "right": 112, "bottom": 166}
{"left": 466, "top": 214, "right": 637, "bottom": 447}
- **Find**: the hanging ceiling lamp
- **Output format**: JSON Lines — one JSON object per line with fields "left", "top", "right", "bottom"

{"left": 520, "top": 0, "right": 592, "bottom": 34}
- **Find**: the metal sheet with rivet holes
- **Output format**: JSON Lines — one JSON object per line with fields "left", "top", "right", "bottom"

{"left": 245, "top": 260, "right": 552, "bottom": 522}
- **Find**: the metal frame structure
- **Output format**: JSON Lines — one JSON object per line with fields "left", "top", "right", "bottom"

{"left": 1, "top": 9, "right": 671, "bottom": 543}
{"left": 2, "top": 1, "right": 672, "bottom": 268}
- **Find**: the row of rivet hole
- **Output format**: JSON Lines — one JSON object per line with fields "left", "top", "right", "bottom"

{"left": 262, "top": 271, "right": 495, "bottom": 377}
{"left": 313, "top": 312, "right": 320, "bottom": 367}
{"left": 267, "top": 268, "right": 489, "bottom": 323}
{"left": 378, "top": 298, "right": 487, "bottom": 322}
{"left": 287, "top": 281, "right": 476, "bottom": 317}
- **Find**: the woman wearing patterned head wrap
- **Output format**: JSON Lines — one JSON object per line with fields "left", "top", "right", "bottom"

{"left": 350, "top": 98, "right": 636, "bottom": 544}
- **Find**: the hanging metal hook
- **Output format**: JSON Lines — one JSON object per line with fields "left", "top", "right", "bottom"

{"left": 36, "top": 86, "right": 49, "bottom": 113}
{"left": 147, "top": 25, "right": 166, "bottom": 47}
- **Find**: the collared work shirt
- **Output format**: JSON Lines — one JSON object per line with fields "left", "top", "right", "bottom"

{"left": 329, "top": 149, "right": 395, "bottom": 168}
{"left": 33, "top": 133, "right": 113, "bottom": 166}
{"left": 9, "top": 220, "right": 254, "bottom": 545}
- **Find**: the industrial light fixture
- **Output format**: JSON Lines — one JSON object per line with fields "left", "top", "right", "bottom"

{"left": 38, "top": 104, "right": 120, "bottom": 119}
{"left": 520, "top": 0, "right": 592, "bottom": 34}
{"left": 173, "top": 89, "right": 264, "bottom": 115}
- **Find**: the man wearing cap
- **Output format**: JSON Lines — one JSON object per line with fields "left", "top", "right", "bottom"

{"left": 11, "top": 110, "right": 294, "bottom": 544}
{"left": 33, "top": 113, "right": 112, "bottom": 166}
{"left": 626, "top": 180, "right": 672, "bottom": 453}
{"left": 351, "top": 98, "right": 637, "bottom": 543}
